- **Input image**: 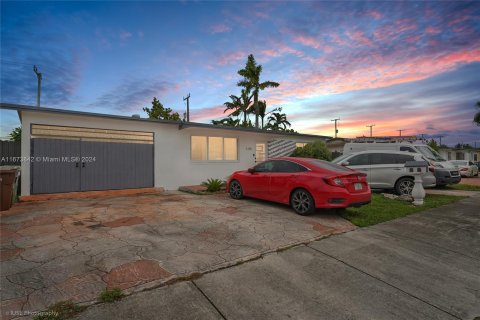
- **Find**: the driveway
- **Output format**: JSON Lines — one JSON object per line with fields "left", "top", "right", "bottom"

{"left": 0, "top": 191, "right": 354, "bottom": 317}
{"left": 78, "top": 195, "right": 480, "bottom": 320}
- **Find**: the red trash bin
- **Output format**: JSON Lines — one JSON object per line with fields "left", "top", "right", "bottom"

{"left": 1, "top": 169, "right": 18, "bottom": 211}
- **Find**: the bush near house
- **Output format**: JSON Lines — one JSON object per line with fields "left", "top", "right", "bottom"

{"left": 202, "top": 178, "right": 226, "bottom": 192}
{"left": 291, "top": 141, "right": 332, "bottom": 161}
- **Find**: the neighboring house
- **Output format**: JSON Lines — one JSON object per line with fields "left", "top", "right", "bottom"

{"left": 439, "top": 147, "right": 479, "bottom": 162}
{"left": 0, "top": 103, "right": 329, "bottom": 196}
{"left": 326, "top": 138, "right": 351, "bottom": 158}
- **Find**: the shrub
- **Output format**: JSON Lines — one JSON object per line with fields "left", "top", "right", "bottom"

{"left": 202, "top": 178, "right": 225, "bottom": 192}
{"left": 98, "top": 287, "right": 125, "bottom": 303}
{"left": 291, "top": 141, "right": 332, "bottom": 161}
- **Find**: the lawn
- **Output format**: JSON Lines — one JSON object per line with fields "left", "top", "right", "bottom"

{"left": 340, "top": 193, "right": 465, "bottom": 227}
{"left": 444, "top": 183, "right": 480, "bottom": 191}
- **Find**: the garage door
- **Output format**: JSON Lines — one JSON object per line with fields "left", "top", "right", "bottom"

{"left": 31, "top": 124, "right": 154, "bottom": 194}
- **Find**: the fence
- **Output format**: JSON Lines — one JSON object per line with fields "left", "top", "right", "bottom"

{"left": 0, "top": 140, "right": 21, "bottom": 165}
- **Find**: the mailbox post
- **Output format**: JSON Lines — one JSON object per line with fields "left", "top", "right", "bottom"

{"left": 405, "top": 160, "right": 428, "bottom": 206}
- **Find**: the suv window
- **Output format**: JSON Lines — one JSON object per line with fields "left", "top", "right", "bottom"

{"left": 347, "top": 154, "right": 370, "bottom": 166}
{"left": 273, "top": 160, "right": 308, "bottom": 173}
{"left": 400, "top": 146, "right": 416, "bottom": 153}
{"left": 254, "top": 161, "right": 274, "bottom": 172}
{"left": 395, "top": 154, "right": 415, "bottom": 164}
{"left": 370, "top": 153, "right": 396, "bottom": 165}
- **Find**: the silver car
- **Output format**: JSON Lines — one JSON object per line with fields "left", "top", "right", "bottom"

{"left": 450, "top": 160, "right": 479, "bottom": 177}
{"left": 332, "top": 151, "right": 436, "bottom": 195}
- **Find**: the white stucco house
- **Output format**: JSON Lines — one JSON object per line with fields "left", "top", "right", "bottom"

{"left": 439, "top": 147, "right": 479, "bottom": 162}
{"left": 0, "top": 103, "right": 329, "bottom": 196}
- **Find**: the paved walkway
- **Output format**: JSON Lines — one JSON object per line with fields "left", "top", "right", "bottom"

{"left": 77, "top": 195, "right": 480, "bottom": 320}
{"left": 0, "top": 191, "right": 353, "bottom": 318}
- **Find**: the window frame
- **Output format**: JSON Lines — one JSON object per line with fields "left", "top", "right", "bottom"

{"left": 190, "top": 135, "right": 239, "bottom": 162}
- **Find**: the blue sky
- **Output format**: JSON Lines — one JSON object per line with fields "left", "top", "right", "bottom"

{"left": 1, "top": 1, "right": 479, "bottom": 146}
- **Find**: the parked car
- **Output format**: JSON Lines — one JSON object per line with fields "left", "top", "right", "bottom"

{"left": 342, "top": 142, "right": 460, "bottom": 186}
{"left": 227, "top": 157, "right": 371, "bottom": 215}
{"left": 332, "top": 151, "right": 436, "bottom": 195}
{"left": 450, "top": 160, "right": 479, "bottom": 177}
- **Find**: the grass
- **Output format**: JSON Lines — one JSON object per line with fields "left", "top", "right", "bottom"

{"left": 98, "top": 287, "right": 125, "bottom": 303}
{"left": 32, "top": 301, "right": 86, "bottom": 320}
{"left": 339, "top": 193, "right": 465, "bottom": 227}
{"left": 443, "top": 183, "right": 480, "bottom": 191}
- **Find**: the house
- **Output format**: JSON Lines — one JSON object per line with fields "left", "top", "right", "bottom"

{"left": 439, "top": 147, "right": 479, "bottom": 162}
{"left": 0, "top": 103, "right": 330, "bottom": 196}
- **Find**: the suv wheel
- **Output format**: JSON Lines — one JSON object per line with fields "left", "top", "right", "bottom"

{"left": 395, "top": 177, "right": 414, "bottom": 195}
{"left": 290, "top": 189, "right": 315, "bottom": 215}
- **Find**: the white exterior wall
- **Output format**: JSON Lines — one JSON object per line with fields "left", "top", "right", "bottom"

{"left": 20, "top": 111, "right": 318, "bottom": 195}
{"left": 439, "top": 149, "right": 479, "bottom": 161}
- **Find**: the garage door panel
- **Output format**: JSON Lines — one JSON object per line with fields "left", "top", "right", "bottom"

{"left": 32, "top": 138, "right": 81, "bottom": 194}
{"left": 31, "top": 125, "right": 154, "bottom": 194}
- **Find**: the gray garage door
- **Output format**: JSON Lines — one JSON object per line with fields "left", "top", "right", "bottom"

{"left": 31, "top": 124, "right": 154, "bottom": 194}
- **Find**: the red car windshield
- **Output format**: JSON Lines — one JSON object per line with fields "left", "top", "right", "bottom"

{"left": 305, "top": 159, "right": 353, "bottom": 173}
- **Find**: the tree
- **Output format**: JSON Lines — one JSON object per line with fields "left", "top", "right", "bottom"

{"left": 211, "top": 117, "right": 240, "bottom": 127}
{"left": 474, "top": 101, "right": 480, "bottom": 126}
{"left": 265, "top": 111, "right": 291, "bottom": 131}
{"left": 237, "top": 54, "right": 279, "bottom": 128}
{"left": 223, "top": 88, "right": 253, "bottom": 126}
{"left": 143, "top": 97, "right": 180, "bottom": 121}
{"left": 427, "top": 139, "right": 439, "bottom": 151}
{"left": 291, "top": 141, "right": 332, "bottom": 161}
{"left": 9, "top": 127, "right": 21, "bottom": 142}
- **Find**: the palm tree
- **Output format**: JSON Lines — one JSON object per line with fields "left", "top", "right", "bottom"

{"left": 237, "top": 54, "right": 279, "bottom": 128}
{"left": 211, "top": 117, "right": 240, "bottom": 127}
{"left": 474, "top": 101, "right": 480, "bottom": 126}
{"left": 223, "top": 89, "right": 253, "bottom": 125}
{"left": 266, "top": 112, "right": 291, "bottom": 131}
{"left": 257, "top": 100, "right": 282, "bottom": 129}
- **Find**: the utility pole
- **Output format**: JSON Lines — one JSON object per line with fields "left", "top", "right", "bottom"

{"left": 331, "top": 118, "right": 340, "bottom": 138}
{"left": 183, "top": 93, "right": 191, "bottom": 122}
{"left": 420, "top": 133, "right": 425, "bottom": 141}
{"left": 366, "top": 124, "right": 375, "bottom": 137}
{"left": 398, "top": 129, "right": 405, "bottom": 137}
{"left": 438, "top": 135, "right": 444, "bottom": 146}
{"left": 33, "top": 65, "right": 42, "bottom": 107}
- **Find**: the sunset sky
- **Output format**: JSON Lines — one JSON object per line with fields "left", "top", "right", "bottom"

{"left": 1, "top": 1, "right": 479, "bottom": 146}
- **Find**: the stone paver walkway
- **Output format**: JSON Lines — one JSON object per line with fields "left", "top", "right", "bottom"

{"left": 0, "top": 191, "right": 354, "bottom": 318}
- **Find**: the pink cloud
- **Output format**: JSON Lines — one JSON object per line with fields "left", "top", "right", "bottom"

{"left": 209, "top": 23, "right": 232, "bottom": 34}
{"left": 345, "top": 30, "right": 372, "bottom": 46}
{"left": 365, "top": 10, "right": 382, "bottom": 20}
{"left": 260, "top": 42, "right": 304, "bottom": 59}
{"left": 190, "top": 105, "right": 226, "bottom": 121}
{"left": 425, "top": 26, "right": 441, "bottom": 34}
{"left": 216, "top": 51, "right": 247, "bottom": 66}
{"left": 293, "top": 34, "right": 322, "bottom": 49}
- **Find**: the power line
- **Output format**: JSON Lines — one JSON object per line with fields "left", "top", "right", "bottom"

{"left": 366, "top": 124, "right": 375, "bottom": 137}
{"left": 331, "top": 118, "right": 340, "bottom": 138}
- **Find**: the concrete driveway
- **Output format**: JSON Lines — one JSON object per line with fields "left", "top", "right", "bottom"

{"left": 0, "top": 191, "right": 354, "bottom": 317}
{"left": 77, "top": 194, "right": 480, "bottom": 320}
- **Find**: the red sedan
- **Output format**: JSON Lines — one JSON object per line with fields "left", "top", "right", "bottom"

{"left": 227, "top": 157, "right": 371, "bottom": 215}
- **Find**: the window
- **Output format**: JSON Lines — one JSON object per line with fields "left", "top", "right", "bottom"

{"left": 370, "top": 153, "right": 396, "bottom": 165}
{"left": 307, "top": 159, "right": 352, "bottom": 172}
{"left": 191, "top": 136, "right": 238, "bottom": 161}
{"left": 272, "top": 160, "right": 308, "bottom": 173}
{"left": 400, "top": 146, "right": 415, "bottom": 153}
{"left": 347, "top": 154, "right": 370, "bottom": 166}
{"left": 296, "top": 142, "right": 308, "bottom": 148}
{"left": 191, "top": 136, "right": 207, "bottom": 160}
{"left": 395, "top": 154, "right": 415, "bottom": 164}
{"left": 254, "top": 161, "right": 274, "bottom": 172}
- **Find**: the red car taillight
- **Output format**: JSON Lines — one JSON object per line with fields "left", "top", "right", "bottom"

{"left": 429, "top": 166, "right": 435, "bottom": 173}
{"left": 324, "top": 173, "right": 367, "bottom": 188}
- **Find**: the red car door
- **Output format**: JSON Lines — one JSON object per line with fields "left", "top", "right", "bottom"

{"left": 269, "top": 160, "right": 307, "bottom": 203}
{"left": 243, "top": 161, "right": 273, "bottom": 199}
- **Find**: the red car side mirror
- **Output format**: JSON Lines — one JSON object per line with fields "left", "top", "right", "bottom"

{"left": 248, "top": 168, "right": 255, "bottom": 174}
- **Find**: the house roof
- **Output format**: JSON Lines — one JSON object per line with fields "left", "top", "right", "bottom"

{"left": 0, "top": 103, "right": 331, "bottom": 140}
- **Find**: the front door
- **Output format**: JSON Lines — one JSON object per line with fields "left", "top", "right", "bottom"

{"left": 255, "top": 143, "right": 266, "bottom": 163}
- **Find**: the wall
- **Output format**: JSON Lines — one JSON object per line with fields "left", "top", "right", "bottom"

{"left": 19, "top": 111, "right": 317, "bottom": 195}
{"left": 0, "top": 140, "right": 21, "bottom": 165}
{"left": 439, "top": 148, "right": 479, "bottom": 161}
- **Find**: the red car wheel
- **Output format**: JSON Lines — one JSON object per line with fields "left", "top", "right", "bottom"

{"left": 290, "top": 189, "right": 315, "bottom": 215}
{"left": 229, "top": 180, "right": 243, "bottom": 199}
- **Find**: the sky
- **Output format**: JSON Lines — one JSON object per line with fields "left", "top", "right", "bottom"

{"left": 1, "top": 1, "right": 479, "bottom": 146}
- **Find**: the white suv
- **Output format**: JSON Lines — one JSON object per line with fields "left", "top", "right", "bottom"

{"left": 332, "top": 151, "right": 436, "bottom": 195}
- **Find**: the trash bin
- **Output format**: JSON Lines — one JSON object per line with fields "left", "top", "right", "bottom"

{"left": 1, "top": 168, "right": 19, "bottom": 211}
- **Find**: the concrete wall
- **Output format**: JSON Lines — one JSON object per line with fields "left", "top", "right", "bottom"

{"left": 439, "top": 149, "right": 479, "bottom": 162}
{"left": 20, "top": 111, "right": 317, "bottom": 195}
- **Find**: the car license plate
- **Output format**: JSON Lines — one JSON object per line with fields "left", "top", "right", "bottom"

{"left": 354, "top": 183, "right": 363, "bottom": 190}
